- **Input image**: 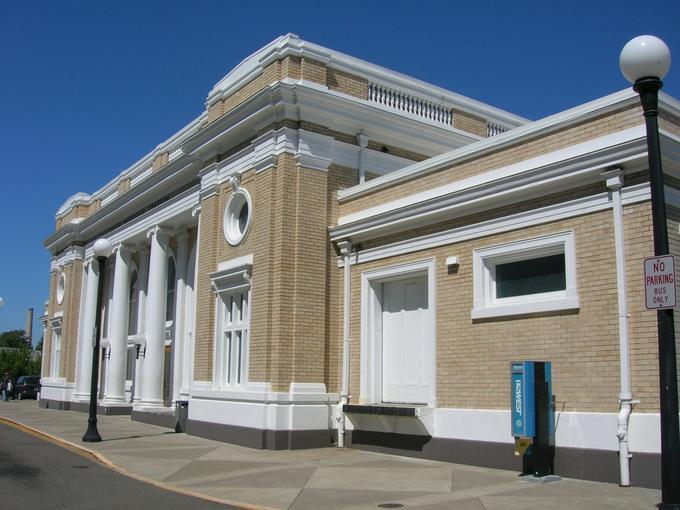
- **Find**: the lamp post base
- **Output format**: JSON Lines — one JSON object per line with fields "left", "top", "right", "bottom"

{"left": 82, "top": 417, "right": 101, "bottom": 442}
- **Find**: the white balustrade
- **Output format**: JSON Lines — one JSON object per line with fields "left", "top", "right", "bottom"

{"left": 168, "top": 147, "right": 184, "bottom": 162}
{"left": 369, "top": 82, "right": 511, "bottom": 138}
{"left": 487, "top": 122, "right": 508, "bottom": 137}
{"left": 368, "top": 82, "right": 452, "bottom": 127}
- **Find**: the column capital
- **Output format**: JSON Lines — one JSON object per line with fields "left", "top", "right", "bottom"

{"left": 146, "top": 225, "right": 169, "bottom": 242}
{"left": 112, "top": 243, "right": 131, "bottom": 257}
{"left": 192, "top": 205, "right": 202, "bottom": 218}
{"left": 356, "top": 133, "right": 369, "bottom": 148}
{"left": 176, "top": 229, "right": 189, "bottom": 242}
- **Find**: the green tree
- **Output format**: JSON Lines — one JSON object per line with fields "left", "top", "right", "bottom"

{"left": 0, "top": 345, "right": 32, "bottom": 382}
{"left": 0, "top": 329, "right": 29, "bottom": 349}
{"left": 0, "top": 329, "right": 40, "bottom": 382}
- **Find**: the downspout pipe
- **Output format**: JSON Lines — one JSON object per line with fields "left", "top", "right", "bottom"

{"left": 357, "top": 134, "right": 368, "bottom": 185}
{"left": 605, "top": 169, "right": 633, "bottom": 487}
{"left": 337, "top": 240, "right": 352, "bottom": 447}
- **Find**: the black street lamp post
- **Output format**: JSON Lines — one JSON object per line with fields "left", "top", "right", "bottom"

{"left": 620, "top": 35, "right": 679, "bottom": 508}
{"left": 82, "top": 238, "right": 113, "bottom": 443}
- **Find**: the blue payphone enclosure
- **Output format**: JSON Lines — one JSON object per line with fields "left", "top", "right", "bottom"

{"left": 511, "top": 361, "right": 553, "bottom": 438}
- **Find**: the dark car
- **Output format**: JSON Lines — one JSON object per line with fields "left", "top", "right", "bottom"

{"left": 15, "top": 376, "right": 40, "bottom": 400}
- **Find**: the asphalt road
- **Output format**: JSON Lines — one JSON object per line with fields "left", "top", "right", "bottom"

{"left": 0, "top": 423, "right": 239, "bottom": 510}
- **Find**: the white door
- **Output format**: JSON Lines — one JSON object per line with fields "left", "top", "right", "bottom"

{"left": 382, "top": 276, "right": 430, "bottom": 404}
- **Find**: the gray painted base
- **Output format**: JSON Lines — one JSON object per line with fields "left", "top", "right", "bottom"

{"left": 346, "top": 430, "right": 661, "bottom": 489}
{"left": 186, "top": 419, "right": 335, "bottom": 450}
{"left": 39, "top": 399, "right": 132, "bottom": 416}
{"left": 39, "top": 398, "right": 71, "bottom": 411}
{"left": 131, "top": 410, "right": 176, "bottom": 429}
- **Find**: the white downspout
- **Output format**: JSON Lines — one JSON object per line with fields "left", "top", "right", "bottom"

{"left": 357, "top": 134, "right": 368, "bottom": 184}
{"left": 605, "top": 169, "right": 633, "bottom": 487}
{"left": 337, "top": 240, "right": 352, "bottom": 447}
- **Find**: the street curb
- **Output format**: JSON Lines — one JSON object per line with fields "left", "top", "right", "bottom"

{"left": 0, "top": 416, "right": 277, "bottom": 510}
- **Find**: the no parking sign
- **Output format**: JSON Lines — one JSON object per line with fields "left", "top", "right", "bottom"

{"left": 644, "top": 255, "right": 677, "bottom": 310}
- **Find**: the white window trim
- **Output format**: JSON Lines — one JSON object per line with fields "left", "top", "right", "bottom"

{"left": 210, "top": 257, "right": 253, "bottom": 390}
{"left": 471, "top": 231, "right": 579, "bottom": 320}
{"left": 360, "top": 258, "right": 436, "bottom": 407}
{"left": 49, "top": 316, "right": 63, "bottom": 380}
{"left": 223, "top": 188, "right": 252, "bottom": 246}
{"left": 56, "top": 271, "right": 66, "bottom": 305}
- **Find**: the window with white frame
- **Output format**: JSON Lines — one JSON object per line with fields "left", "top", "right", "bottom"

{"left": 217, "top": 290, "right": 249, "bottom": 387}
{"left": 471, "top": 231, "right": 579, "bottom": 319}
{"left": 210, "top": 255, "right": 253, "bottom": 389}
{"left": 49, "top": 317, "right": 62, "bottom": 379}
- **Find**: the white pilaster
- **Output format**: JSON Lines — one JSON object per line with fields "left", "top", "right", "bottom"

{"left": 102, "top": 245, "right": 131, "bottom": 404}
{"left": 172, "top": 231, "right": 188, "bottom": 403}
{"left": 132, "top": 246, "right": 149, "bottom": 403}
{"left": 74, "top": 258, "right": 100, "bottom": 401}
{"left": 139, "top": 226, "right": 169, "bottom": 407}
{"left": 73, "top": 260, "right": 90, "bottom": 400}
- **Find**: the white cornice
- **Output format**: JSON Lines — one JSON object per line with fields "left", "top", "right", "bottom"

{"left": 332, "top": 126, "right": 649, "bottom": 243}
{"left": 337, "top": 89, "right": 648, "bottom": 202}
{"left": 50, "top": 246, "right": 85, "bottom": 271}
{"left": 340, "top": 183, "right": 651, "bottom": 267}
{"left": 206, "top": 34, "right": 527, "bottom": 128}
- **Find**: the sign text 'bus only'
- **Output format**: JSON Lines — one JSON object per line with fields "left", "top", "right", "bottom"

{"left": 644, "top": 255, "right": 676, "bottom": 310}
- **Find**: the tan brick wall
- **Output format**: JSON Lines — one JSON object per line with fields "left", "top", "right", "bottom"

{"left": 193, "top": 154, "right": 357, "bottom": 392}
{"left": 42, "top": 259, "right": 84, "bottom": 382}
{"left": 152, "top": 152, "right": 169, "bottom": 171}
{"left": 61, "top": 260, "right": 84, "bottom": 382}
{"left": 327, "top": 68, "right": 368, "bottom": 100}
{"left": 300, "top": 58, "right": 327, "bottom": 85}
{"left": 666, "top": 205, "right": 680, "bottom": 394}
{"left": 208, "top": 56, "right": 308, "bottom": 125}
{"left": 117, "top": 178, "right": 131, "bottom": 194}
{"left": 452, "top": 108, "right": 487, "bottom": 138}
{"left": 345, "top": 200, "right": 659, "bottom": 413}
{"left": 326, "top": 165, "right": 359, "bottom": 392}
{"left": 340, "top": 106, "right": 644, "bottom": 217}
{"left": 193, "top": 193, "right": 221, "bottom": 381}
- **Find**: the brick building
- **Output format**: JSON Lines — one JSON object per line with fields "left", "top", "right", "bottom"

{"left": 41, "top": 34, "right": 680, "bottom": 488}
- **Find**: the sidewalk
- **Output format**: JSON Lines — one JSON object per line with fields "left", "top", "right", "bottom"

{"left": 0, "top": 400, "right": 660, "bottom": 509}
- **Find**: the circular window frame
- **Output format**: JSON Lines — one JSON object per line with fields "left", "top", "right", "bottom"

{"left": 56, "top": 272, "right": 66, "bottom": 305}
{"left": 223, "top": 188, "right": 252, "bottom": 246}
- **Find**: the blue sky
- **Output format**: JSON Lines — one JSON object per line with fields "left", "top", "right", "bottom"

{"left": 1, "top": 0, "right": 679, "bottom": 342}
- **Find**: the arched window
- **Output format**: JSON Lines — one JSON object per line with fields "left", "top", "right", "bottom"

{"left": 166, "top": 257, "right": 176, "bottom": 322}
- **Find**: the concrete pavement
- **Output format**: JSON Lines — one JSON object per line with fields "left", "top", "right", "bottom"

{"left": 0, "top": 400, "right": 661, "bottom": 509}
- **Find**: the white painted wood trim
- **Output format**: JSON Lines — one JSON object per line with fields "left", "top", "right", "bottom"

{"left": 359, "top": 259, "right": 437, "bottom": 407}
{"left": 339, "top": 183, "right": 650, "bottom": 267}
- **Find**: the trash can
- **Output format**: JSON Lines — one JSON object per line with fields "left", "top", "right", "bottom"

{"left": 175, "top": 400, "right": 189, "bottom": 433}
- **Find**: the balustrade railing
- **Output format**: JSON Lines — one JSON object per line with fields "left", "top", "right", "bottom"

{"left": 368, "top": 82, "right": 452, "bottom": 126}
{"left": 168, "top": 147, "right": 184, "bottom": 162}
{"left": 487, "top": 122, "right": 508, "bottom": 137}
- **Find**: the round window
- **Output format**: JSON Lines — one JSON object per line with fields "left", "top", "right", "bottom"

{"left": 223, "top": 189, "right": 252, "bottom": 246}
{"left": 56, "top": 272, "right": 66, "bottom": 305}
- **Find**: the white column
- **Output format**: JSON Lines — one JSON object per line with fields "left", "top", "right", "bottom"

{"left": 172, "top": 231, "right": 188, "bottom": 402}
{"left": 74, "top": 258, "right": 101, "bottom": 400}
{"left": 133, "top": 247, "right": 149, "bottom": 403}
{"left": 73, "top": 261, "right": 91, "bottom": 400}
{"left": 140, "top": 226, "right": 169, "bottom": 407}
{"left": 102, "top": 245, "right": 131, "bottom": 404}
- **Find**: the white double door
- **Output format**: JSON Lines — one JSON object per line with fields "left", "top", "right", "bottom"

{"left": 381, "top": 276, "right": 430, "bottom": 404}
